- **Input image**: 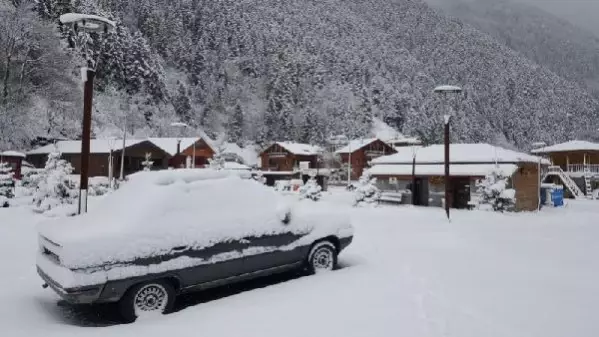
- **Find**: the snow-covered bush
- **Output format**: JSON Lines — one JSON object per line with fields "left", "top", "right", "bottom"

{"left": 475, "top": 169, "right": 516, "bottom": 212}
{"left": 299, "top": 177, "right": 322, "bottom": 201}
{"left": 87, "top": 177, "right": 111, "bottom": 197}
{"left": 0, "top": 162, "right": 14, "bottom": 207}
{"left": 142, "top": 152, "right": 153, "bottom": 171}
{"left": 208, "top": 143, "right": 226, "bottom": 170}
{"left": 32, "top": 151, "right": 77, "bottom": 212}
{"left": 252, "top": 170, "right": 266, "bottom": 184}
{"left": 354, "top": 171, "right": 381, "bottom": 206}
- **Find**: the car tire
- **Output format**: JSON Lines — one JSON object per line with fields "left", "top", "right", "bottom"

{"left": 119, "top": 280, "right": 176, "bottom": 323}
{"left": 307, "top": 241, "right": 338, "bottom": 274}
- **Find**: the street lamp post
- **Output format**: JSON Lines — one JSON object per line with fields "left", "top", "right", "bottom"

{"left": 434, "top": 85, "right": 463, "bottom": 221}
{"left": 59, "top": 13, "right": 115, "bottom": 214}
{"left": 411, "top": 145, "right": 417, "bottom": 205}
{"left": 171, "top": 122, "right": 191, "bottom": 168}
{"left": 532, "top": 141, "right": 547, "bottom": 211}
{"left": 106, "top": 137, "right": 116, "bottom": 189}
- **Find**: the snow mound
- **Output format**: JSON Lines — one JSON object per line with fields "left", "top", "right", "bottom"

{"left": 37, "top": 169, "right": 351, "bottom": 271}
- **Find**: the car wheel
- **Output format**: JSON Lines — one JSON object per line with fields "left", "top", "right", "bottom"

{"left": 119, "top": 280, "right": 176, "bottom": 323}
{"left": 307, "top": 241, "right": 337, "bottom": 274}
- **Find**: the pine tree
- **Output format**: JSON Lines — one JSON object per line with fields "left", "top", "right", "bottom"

{"left": 354, "top": 170, "right": 381, "bottom": 206}
{"left": 475, "top": 168, "right": 516, "bottom": 212}
{"left": 208, "top": 141, "right": 227, "bottom": 170}
{"left": 32, "top": 151, "right": 76, "bottom": 212}
{"left": 227, "top": 104, "right": 245, "bottom": 146}
{"left": 0, "top": 162, "right": 14, "bottom": 207}
{"left": 142, "top": 152, "right": 153, "bottom": 171}
{"left": 299, "top": 176, "right": 322, "bottom": 201}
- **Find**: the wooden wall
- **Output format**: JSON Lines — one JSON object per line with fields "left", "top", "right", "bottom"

{"left": 339, "top": 140, "right": 396, "bottom": 180}
{"left": 260, "top": 144, "right": 318, "bottom": 171}
{"left": 512, "top": 163, "right": 540, "bottom": 211}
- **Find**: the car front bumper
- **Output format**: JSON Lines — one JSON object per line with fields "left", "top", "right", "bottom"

{"left": 37, "top": 267, "right": 105, "bottom": 305}
{"left": 339, "top": 236, "right": 353, "bottom": 252}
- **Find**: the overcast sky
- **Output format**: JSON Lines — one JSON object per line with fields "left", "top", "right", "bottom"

{"left": 426, "top": 0, "right": 599, "bottom": 35}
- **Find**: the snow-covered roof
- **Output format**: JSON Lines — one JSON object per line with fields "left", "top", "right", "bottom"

{"left": 147, "top": 137, "right": 206, "bottom": 156}
{"left": 224, "top": 161, "right": 251, "bottom": 170}
{"left": 368, "top": 163, "right": 518, "bottom": 177}
{"left": 222, "top": 143, "right": 259, "bottom": 166}
{"left": 372, "top": 143, "right": 549, "bottom": 165}
{"left": 371, "top": 117, "right": 421, "bottom": 145}
{"left": 0, "top": 151, "right": 26, "bottom": 158}
{"left": 275, "top": 142, "right": 321, "bottom": 156}
{"left": 531, "top": 140, "right": 599, "bottom": 154}
{"left": 26, "top": 139, "right": 147, "bottom": 155}
{"left": 335, "top": 138, "right": 378, "bottom": 154}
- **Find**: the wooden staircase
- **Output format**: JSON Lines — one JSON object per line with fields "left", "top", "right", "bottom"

{"left": 584, "top": 167, "right": 593, "bottom": 199}
{"left": 543, "top": 166, "right": 585, "bottom": 199}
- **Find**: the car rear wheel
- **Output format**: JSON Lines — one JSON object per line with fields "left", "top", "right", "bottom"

{"left": 119, "top": 280, "right": 176, "bottom": 323}
{"left": 307, "top": 241, "right": 337, "bottom": 274}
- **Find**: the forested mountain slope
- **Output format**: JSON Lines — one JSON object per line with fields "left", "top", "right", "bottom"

{"left": 430, "top": 0, "right": 599, "bottom": 98}
{"left": 1, "top": 0, "right": 598, "bottom": 151}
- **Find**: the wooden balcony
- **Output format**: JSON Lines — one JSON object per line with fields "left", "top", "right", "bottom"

{"left": 566, "top": 164, "right": 599, "bottom": 176}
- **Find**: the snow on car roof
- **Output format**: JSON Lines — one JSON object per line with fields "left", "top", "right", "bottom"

{"left": 372, "top": 143, "right": 549, "bottom": 165}
{"left": 531, "top": 140, "right": 599, "bottom": 153}
{"left": 37, "top": 169, "right": 350, "bottom": 271}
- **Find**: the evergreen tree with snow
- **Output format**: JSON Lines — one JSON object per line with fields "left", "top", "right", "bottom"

{"left": 142, "top": 152, "right": 153, "bottom": 171}
{"left": 0, "top": 162, "right": 15, "bottom": 207}
{"left": 227, "top": 104, "right": 245, "bottom": 146}
{"left": 208, "top": 139, "right": 227, "bottom": 170}
{"left": 299, "top": 176, "right": 322, "bottom": 201}
{"left": 475, "top": 168, "right": 516, "bottom": 212}
{"left": 32, "top": 151, "right": 76, "bottom": 212}
{"left": 354, "top": 170, "right": 381, "bottom": 206}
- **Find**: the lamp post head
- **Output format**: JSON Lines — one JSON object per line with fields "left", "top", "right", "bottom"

{"left": 59, "top": 13, "right": 116, "bottom": 33}
{"left": 170, "top": 122, "right": 189, "bottom": 128}
{"left": 434, "top": 85, "right": 463, "bottom": 94}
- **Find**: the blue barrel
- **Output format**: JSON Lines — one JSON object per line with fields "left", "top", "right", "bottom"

{"left": 551, "top": 187, "right": 564, "bottom": 207}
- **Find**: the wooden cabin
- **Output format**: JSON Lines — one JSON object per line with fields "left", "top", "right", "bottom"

{"left": 27, "top": 139, "right": 171, "bottom": 177}
{"left": 260, "top": 142, "right": 328, "bottom": 187}
{"left": 335, "top": 138, "right": 397, "bottom": 180}
{"left": 0, "top": 151, "right": 26, "bottom": 180}
{"left": 532, "top": 140, "right": 599, "bottom": 198}
{"left": 369, "top": 143, "right": 549, "bottom": 211}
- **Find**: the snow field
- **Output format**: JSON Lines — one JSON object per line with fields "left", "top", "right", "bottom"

{"left": 1, "top": 188, "right": 599, "bottom": 337}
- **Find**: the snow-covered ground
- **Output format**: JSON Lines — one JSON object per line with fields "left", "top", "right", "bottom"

{"left": 1, "top": 189, "right": 598, "bottom": 337}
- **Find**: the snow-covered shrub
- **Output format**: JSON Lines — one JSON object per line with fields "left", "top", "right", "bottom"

{"left": 475, "top": 169, "right": 516, "bottom": 212}
{"left": 354, "top": 171, "right": 381, "bottom": 206}
{"left": 0, "top": 162, "right": 14, "bottom": 207}
{"left": 142, "top": 152, "right": 153, "bottom": 171}
{"left": 208, "top": 144, "right": 226, "bottom": 170}
{"left": 252, "top": 170, "right": 266, "bottom": 184}
{"left": 299, "top": 177, "right": 322, "bottom": 201}
{"left": 87, "top": 177, "right": 111, "bottom": 197}
{"left": 32, "top": 151, "right": 77, "bottom": 212}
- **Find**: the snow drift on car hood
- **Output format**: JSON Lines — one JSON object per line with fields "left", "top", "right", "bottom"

{"left": 37, "top": 169, "right": 352, "bottom": 269}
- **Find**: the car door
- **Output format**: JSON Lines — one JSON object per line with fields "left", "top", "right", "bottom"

{"left": 238, "top": 227, "right": 312, "bottom": 276}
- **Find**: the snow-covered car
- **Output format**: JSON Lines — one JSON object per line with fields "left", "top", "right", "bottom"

{"left": 36, "top": 169, "right": 353, "bottom": 322}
